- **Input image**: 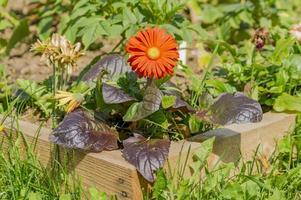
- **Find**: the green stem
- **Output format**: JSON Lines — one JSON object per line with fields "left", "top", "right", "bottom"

{"left": 111, "top": 38, "right": 124, "bottom": 52}
{"left": 192, "top": 43, "right": 220, "bottom": 107}
{"left": 51, "top": 61, "right": 57, "bottom": 129}
{"left": 250, "top": 45, "right": 256, "bottom": 89}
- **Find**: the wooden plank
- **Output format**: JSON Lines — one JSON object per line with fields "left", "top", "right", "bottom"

{"left": 189, "top": 112, "right": 296, "bottom": 163}
{"left": 0, "top": 117, "right": 201, "bottom": 199}
{"left": 0, "top": 112, "right": 296, "bottom": 199}
{"left": 1, "top": 116, "right": 144, "bottom": 200}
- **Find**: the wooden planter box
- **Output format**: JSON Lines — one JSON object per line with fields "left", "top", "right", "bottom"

{"left": 0, "top": 112, "right": 296, "bottom": 200}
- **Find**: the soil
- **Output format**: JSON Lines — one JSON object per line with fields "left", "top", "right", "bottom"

{"left": 3, "top": 42, "right": 115, "bottom": 82}
{"left": 3, "top": 0, "right": 200, "bottom": 84}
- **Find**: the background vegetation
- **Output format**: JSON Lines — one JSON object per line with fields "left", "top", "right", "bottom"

{"left": 1, "top": 0, "right": 301, "bottom": 199}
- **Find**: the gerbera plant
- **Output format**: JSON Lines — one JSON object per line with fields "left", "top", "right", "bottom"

{"left": 25, "top": 27, "right": 263, "bottom": 182}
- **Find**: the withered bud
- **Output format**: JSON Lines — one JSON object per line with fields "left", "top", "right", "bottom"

{"left": 253, "top": 28, "right": 269, "bottom": 50}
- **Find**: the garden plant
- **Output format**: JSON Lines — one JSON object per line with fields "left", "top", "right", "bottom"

{"left": 0, "top": 0, "right": 301, "bottom": 199}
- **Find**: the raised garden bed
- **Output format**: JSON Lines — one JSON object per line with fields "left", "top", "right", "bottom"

{"left": 1, "top": 112, "right": 296, "bottom": 200}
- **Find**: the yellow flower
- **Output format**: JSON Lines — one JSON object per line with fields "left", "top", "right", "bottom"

{"left": 55, "top": 91, "right": 84, "bottom": 113}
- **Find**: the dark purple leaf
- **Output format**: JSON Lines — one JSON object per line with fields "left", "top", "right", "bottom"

{"left": 102, "top": 83, "right": 135, "bottom": 104}
{"left": 49, "top": 109, "right": 118, "bottom": 152}
{"left": 210, "top": 92, "right": 263, "bottom": 125}
{"left": 81, "top": 54, "right": 131, "bottom": 82}
{"left": 122, "top": 134, "right": 170, "bottom": 182}
{"left": 173, "top": 97, "right": 195, "bottom": 112}
{"left": 123, "top": 82, "right": 162, "bottom": 121}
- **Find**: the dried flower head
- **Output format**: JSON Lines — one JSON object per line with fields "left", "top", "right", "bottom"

{"left": 55, "top": 90, "right": 84, "bottom": 113}
{"left": 253, "top": 28, "right": 269, "bottom": 50}
{"left": 126, "top": 27, "right": 179, "bottom": 79}
{"left": 290, "top": 23, "right": 301, "bottom": 42}
{"left": 31, "top": 34, "right": 83, "bottom": 74}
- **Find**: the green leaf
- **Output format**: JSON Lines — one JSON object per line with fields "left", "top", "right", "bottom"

{"left": 153, "top": 169, "right": 168, "bottom": 199}
{"left": 59, "top": 194, "right": 71, "bottom": 200}
{"left": 273, "top": 93, "right": 301, "bottom": 112}
{"left": 89, "top": 187, "right": 108, "bottom": 200}
{"left": 0, "top": 38, "right": 7, "bottom": 54}
{"left": 70, "top": 4, "right": 97, "bottom": 20}
{"left": 188, "top": 115, "right": 202, "bottom": 134}
{"left": 123, "top": 102, "right": 140, "bottom": 120}
{"left": 123, "top": 82, "right": 162, "bottom": 121}
{"left": 17, "top": 79, "right": 52, "bottom": 116}
{"left": 201, "top": 5, "right": 223, "bottom": 24}
{"left": 28, "top": 192, "right": 42, "bottom": 200}
{"left": 78, "top": 18, "right": 107, "bottom": 49}
{"left": 148, "top": 111, "right": 169, "bottom": 130}
{"left": 161, "top": 95, "right": 176, "bottom": 109}
{"left": 182, "top": 29, "right": 192, "bottom": 44}
{"left": 0, "top": 19, "right": 12, "bottom": 31}
{"left": 190, "top": 137, "right": 215, "bottom": 182}
{"left": 0, "top": 0, "right": 8, "bottom": 6}
{"left": 206, "top": 79, "right": 236, "bottom": 96}
{"left": 37, "top": 17, "right": 53, "bottom": 40}
{"left": 6, "top": 19, "right": 29, "bottom": 55}
{"left": 271, "top": 38, "right": 295, "bottom": 64}
{"left": 108, "top": 24, "right": 123, "bottom": 38}
{"left": 123, "top": 7, "right": 137, "bottom": 26}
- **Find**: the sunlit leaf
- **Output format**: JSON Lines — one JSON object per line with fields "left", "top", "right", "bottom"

{"left": 273, "top": 93, "right": 301, "bottom": 112}
{"left": 102, "top": 83, "right": 135, "bottom": 104}
{"left": 49, "top": 109, "right": 118, "bottom": 152}
{"left": 123, "top": 82, "right": 162, "bottom": 121}
{"left": 189, "top": 137, "right": 215, "bottom": 184}
{"left": 161, "top": 95, "right": 177, "bottom": 109}
{"left": 271, "top": 38, "right": 295, "bottom": 64}
{"left": 122, "top": 134, "right": 170, "bottom": 182}
{"left": 81, "top": 54, "right": 131, "bottom": 82}
{"left": 152, "top": 169, "right": 167, "bottom": 199}
{"left": 6, "top": 19, "right": 29, "bottom": 55}
{"left": 210, "top": 92, "right": 262, "bottom": 125}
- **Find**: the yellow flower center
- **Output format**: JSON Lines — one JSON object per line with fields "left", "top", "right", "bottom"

{"left": 147, "top": 47, "right": 160, "bottom": 60}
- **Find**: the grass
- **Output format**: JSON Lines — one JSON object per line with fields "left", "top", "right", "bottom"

{"left": 0, "top": 118, "right": 109, "bottom": 200}
{"left": 0, "top": 129, "right": 83, "bottom": 199}
{"left": 0, "top": 115, "right": 301, "bottom": 200}
{"left": 149, "top": 116, "right": 301, "bottom": 200}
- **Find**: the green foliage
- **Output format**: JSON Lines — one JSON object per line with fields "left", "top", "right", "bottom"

{"left": 32, "top": 0, "right": 203, "bottom": 49}
{"left": 0, "top": 118, "right": 112, "bottom": 199}
{"left": 0, "top": 64, "right": 11, "bottom": 112}
{"left": 0, "top": 128, "right": 83, "bottom": 199}
{"left": 117, "top": 72, "right": 142, "bottom": 100}
{"left": 17, "top": 79, "right": 53, "bottom": 117}
{"left": 181, "top": 0, "right": 301, "bottom": 112}
{"left": 161, "top": 95, "right": 177, "bottom": 109}
{"left": 151, "top": 116, "right": 301, "bottom": 199}
{"left": 274, "top": 93, "right": 301, "bottom": 112}
{"left": 0, "top": 3, "right": 29, "bottom": 56}
{"left": 5, "top": 19, "right": 29, "bottom": 55}
{"left": 89, "top": 187, "right": 108, "bottom": 200}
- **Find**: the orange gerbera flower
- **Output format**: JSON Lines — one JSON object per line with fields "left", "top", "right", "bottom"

{"left": 126, "top": 27, "right": 179, "bottom": 79}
